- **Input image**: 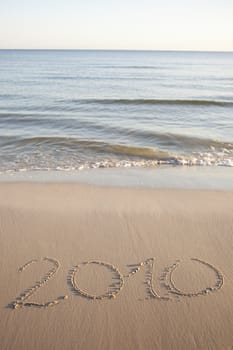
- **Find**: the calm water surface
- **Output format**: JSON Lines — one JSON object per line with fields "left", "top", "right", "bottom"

{"left": 0, "top": 50, "right": 232, "bottom": 172}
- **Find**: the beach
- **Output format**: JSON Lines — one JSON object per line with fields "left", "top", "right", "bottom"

{"left": 0, "top": 183, "right": 233, "bottom": 349}
{"left": 0, "top": 49, "right": 232, "bottom": 349}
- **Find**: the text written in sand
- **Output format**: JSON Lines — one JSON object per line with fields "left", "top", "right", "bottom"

{"left": 9, "top": 257, "right": 224, "bottom": 310}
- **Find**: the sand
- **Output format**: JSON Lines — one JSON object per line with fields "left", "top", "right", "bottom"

{"left": 0, "top": 183, "right": 233, "bottom": 350}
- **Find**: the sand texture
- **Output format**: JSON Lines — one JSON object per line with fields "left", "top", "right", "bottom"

{"left": 0, "top": 183, "right": 233, "bottom": 350}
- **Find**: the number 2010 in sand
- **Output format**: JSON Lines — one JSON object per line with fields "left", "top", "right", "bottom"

{"left": 10, "top": 256, "right": 224, "bottom": 310}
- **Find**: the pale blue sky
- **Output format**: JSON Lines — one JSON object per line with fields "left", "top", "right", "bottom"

{"left": 0, "top": 0, "right": 232, "bottom": 50}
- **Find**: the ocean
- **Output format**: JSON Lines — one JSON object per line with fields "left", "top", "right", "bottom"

{"left": 0, "top": 50, "right": 232, "bottom": 173}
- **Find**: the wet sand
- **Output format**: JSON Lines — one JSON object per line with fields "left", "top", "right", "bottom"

{"left": 0, "top": 183, "right": 233, "bottom": 350}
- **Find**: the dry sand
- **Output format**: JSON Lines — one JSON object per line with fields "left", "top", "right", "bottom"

{"left": 0, "top": 183, "right": 233, "bottom": 350}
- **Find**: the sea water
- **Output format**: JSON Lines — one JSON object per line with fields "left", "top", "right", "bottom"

{"left": 0, "top": 50, "right": 232, "bottom": 173}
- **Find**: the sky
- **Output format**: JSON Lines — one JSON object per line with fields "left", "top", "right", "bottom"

{"left": 0, "top": 0, "right": 233, "bottom": 51}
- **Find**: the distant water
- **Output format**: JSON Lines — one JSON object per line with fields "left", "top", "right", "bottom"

{"left": 0, "top": 50, "right": 232, "bottom": 173}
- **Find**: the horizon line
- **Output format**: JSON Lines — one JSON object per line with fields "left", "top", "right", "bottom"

{"left": 0, "top": 48, "right": 233, "bottom": 53}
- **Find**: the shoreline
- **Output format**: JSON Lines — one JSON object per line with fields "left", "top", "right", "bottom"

{"left": 0, "top": 165, "right": 232, "bottom": 190}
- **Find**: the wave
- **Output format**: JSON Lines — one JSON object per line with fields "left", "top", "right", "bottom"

{"left": 2, "top": 98, "right": 232, "bottom": 116}
{"left": 0, "top": 128, "right": 233, "bottom": 173}
{"left": 0, "top": 110, "right": 232, "bottom": 153}
{"left": 1, "top": 134, "right": 232, "bottom": 156}
{"left": 2, "top": 136, "right": 170, "bottom": 158}
{"left": 0, "top": 135, "right": 233, "bottom": 172}
{"left": 1, "top": 133, "right": 232, "bottom": 149}
{"left": 69, "top": 98, "right": 233, "bottom": 107}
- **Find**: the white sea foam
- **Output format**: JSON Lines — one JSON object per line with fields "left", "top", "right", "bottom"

{"left": 0, "top": 151, "right": 232, "bottom": 176}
